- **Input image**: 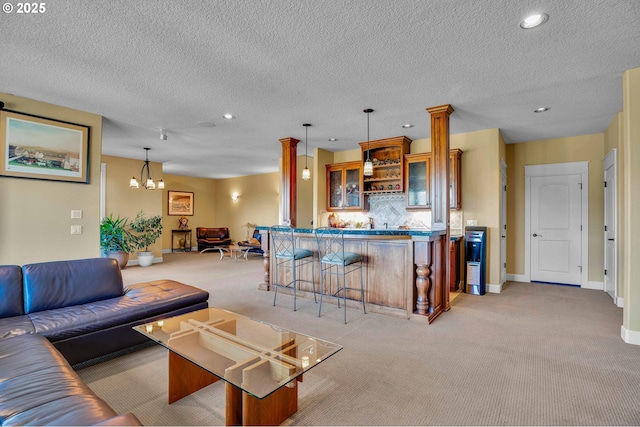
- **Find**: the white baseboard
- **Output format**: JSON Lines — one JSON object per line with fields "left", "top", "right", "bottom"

{"left": 617, "top": 296, "right": 624, "bottom": 308}
{"left": 507, "top": 274, "right": 528, "bottom": 283}
{"left": 621, "top": 325, "right": 640, "bottom": 345}
{"left": 583, "top": 281, "right": 604, "bottom": 290}
{"left": 487, "top": 283, "right": 503, "bottom": 293}
{"left": 127, "top": 256, "right": 163, "bottom": 266}
{"left": 162, "top": 247, "right": 197, "bottom": 254}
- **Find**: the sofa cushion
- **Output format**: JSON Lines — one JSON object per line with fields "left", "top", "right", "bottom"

{"left": 27, "top": 280, "right": 208, "bottom": 342}
{"left": 124, "top": 279, "right": 210, "bottom": 317}
{"left": 0, "top": 315, "right": 35, "bottom": 340}
{"left": 22, "top": 258, "right": 124, "bottom": 314}
{"left": 0, "top": 265, "right": 24, "bottom": 318}
{"left": 0, "top": 334, "right": 119, "bottom": 426}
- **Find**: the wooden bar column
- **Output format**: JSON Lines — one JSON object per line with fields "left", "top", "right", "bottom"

{"left": 427, "top": 104, "right": 454, "bottom": 314}
{"left": 279, "top": 137, "right": 300, "bottom": 227}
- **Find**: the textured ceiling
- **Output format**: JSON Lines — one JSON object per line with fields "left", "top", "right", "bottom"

{"left": 2, "top": 0, "right": 639, "bottom": 178}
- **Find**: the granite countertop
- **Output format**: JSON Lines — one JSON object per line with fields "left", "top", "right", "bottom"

{"left": 256, "top": 225, "right": 450, "bottom": 237}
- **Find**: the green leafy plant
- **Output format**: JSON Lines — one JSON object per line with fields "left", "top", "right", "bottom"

{"left": 129, "top": 210, "right": 163, "bottom": 252}
{"left": 100, "top": 214, "right": 134, "bottom": 253}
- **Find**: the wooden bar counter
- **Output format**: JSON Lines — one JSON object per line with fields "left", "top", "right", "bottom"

{"left": 257, "top": 227, "right": 449, "bottom": 323}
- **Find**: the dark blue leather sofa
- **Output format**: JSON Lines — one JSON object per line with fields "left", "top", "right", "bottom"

{"left": 0, "top": 257, "right": 209, "bottom": 425}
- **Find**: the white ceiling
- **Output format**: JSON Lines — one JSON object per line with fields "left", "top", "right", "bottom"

{"left": 2, "top": 1, "right": 639, "bottom": 179}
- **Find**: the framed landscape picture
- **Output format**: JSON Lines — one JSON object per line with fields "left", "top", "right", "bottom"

{"left": 0, "top": 110, "right": 90, "bottom": 183}
{"left": 168, "top": 191, "right": 194, "bottom": 216}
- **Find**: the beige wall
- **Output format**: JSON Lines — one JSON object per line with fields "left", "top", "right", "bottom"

{"left": 505, "top": 133, "right": 605, "bottom": 282}
{"left": 604, "top": 112, "right": 624, "bottom": 298}
{"left": 160, "top": 174, "right": 217, "bottom": 250}
{"left": 312, "top": 148, "right": 335, "bottom": 227}
{"left": 297, "top": 155, "right": 314, "bottom": 228}
{"left": 102, "top": 155, "right": 163, "bottom": 260}
{"left": 0, "top": 93, "right": 102, "bottom": 265}
{"left": 412, "top": 128, "right": 503, "bottom": 287}
{"left": 622, "top": 67, "right": 640, "bottom": 335}
{"left": 214, "top": 172, "right": 280, "bottom": 242}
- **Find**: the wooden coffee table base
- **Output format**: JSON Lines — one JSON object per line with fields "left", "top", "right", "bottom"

{"left": 168, "top": 351, "right": 298, "bottom": 426}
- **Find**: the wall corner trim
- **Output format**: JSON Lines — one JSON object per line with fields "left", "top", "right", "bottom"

{"left": 621, "top": 325, "right": 640, "bottom": 346}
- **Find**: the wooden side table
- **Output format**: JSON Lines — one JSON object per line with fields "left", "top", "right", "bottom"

{"left": 172, "top": 229, "right": 192, "bottom": 252}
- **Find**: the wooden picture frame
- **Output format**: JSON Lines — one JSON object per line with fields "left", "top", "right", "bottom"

{"left": 0, "top": 110, "right": 90, "bottom": 183}
{"left": 168, "top": 191, "right": 194, "bottom": 216}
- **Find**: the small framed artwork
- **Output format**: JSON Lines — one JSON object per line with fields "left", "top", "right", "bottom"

{"left": 168, "top": 191, "right": 194, "bottom": 216}
{"left": 0, "top": 110, "right": 90, "bottom": 183}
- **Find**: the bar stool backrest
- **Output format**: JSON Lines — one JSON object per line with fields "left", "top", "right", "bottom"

{"left": 315, "top": 227, "right": 349, "bottom": 264}
{"left": 270, "top": 225, "right": 296, "bottom": 259}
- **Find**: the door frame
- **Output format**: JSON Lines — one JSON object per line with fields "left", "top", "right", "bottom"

{"left": 524, "top": 162, "right": 589, "bottom": 287}
{"left": 603, "top": 149, "right": 619, "bottom": 304}
{"left": 500, "top": 159, "right": 507, "bottom": 286}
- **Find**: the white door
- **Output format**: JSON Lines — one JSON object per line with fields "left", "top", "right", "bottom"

{"left": 530, "top": 174, "right": 582, "bottom": 285}
{"left": 604, "top": 150, "right": 617, "bottom": 301}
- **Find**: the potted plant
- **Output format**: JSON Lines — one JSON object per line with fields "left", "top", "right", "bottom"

{"left": 100, "top": 214, "right": 134, "bottom": 269}
{"left": 130, "top": 210, "right": 163, "bottom": 267}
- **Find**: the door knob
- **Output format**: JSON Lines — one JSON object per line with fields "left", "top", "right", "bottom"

{"left": 532, "top": 233, "right": 542, "bottom": 237}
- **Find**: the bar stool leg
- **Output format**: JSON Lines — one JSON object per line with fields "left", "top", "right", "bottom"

{"left": 292, "top": 260, "right": 297, "bottom": 312}
{"left": 318, "top": 264, "right": 324, "bottom": 317}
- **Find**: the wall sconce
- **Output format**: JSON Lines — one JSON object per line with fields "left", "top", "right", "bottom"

{"left": 231, "top": 192, "right": 239, "bottom": 202}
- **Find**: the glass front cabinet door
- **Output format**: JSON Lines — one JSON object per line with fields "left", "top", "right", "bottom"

{"left": 326, "top": 161, "right": 362, "bottom": 211}
{"left": 404, "top": 149, "right": 462, "bottom": 210}
{"left": 405, "top": 152, "right": 431, "bottom": 209}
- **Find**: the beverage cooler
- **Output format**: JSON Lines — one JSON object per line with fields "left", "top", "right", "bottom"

{"left": 464, "top": 226, "right": 487, "bottom": 295}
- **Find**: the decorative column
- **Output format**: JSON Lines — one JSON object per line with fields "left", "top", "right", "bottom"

{"left": 280, "top": 137, "right": 299, "bottom": 227}
{"left": 258, "top": 229, "right": 271, "bottom": 291}
{"left": 427, "top": 104, "right": 454, "bottom": 314}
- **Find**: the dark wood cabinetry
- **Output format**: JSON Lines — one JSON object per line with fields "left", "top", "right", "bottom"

{"left": 359, "top": 136, "right": 411, "bottom": 196}
{"left": 450, "top": 237, "right": 462, "bottom": 291}
{"left": 404, "top": 148, "right": 463, "bottom": 210}
{"left": 326, "top": 161, "right": 363, "bottom": 211}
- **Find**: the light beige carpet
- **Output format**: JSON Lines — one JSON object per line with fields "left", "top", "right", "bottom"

{"left": 77, "top": 252, "right": 640, "bottom": 425}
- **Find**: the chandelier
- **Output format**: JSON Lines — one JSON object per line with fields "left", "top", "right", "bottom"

{"left": 130, "top": 147, "right": 164, "bottom": 190}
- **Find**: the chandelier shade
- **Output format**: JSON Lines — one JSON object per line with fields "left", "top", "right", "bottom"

{"left": 130, "top": 147, "right": 164, "bottom": 190}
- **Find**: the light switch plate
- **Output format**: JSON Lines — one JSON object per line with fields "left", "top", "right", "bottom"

{"left": 71, "top": 210, "right": 82, "bottom": 219}
{"left": 467, "top": 220, "right": 478, "bottom": 226}
{"left": 71, "top": 225, "right": 82, "bottom": 235}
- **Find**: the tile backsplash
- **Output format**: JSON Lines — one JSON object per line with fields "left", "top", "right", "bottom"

{"left": 319, "top": 194, "right": 463, "bottom": 232}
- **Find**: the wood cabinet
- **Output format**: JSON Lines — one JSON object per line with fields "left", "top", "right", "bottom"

{"left": 359, "top": 136, "right": 411, "bottom": 196}
{"left": 326, "top": 161, "right": 363, "bottom": 211}
{"left": 449, "top": 237, "right": 462, "bottom": 291}
{"left": 404, "top": 148, "right": 463, "bottom": 210}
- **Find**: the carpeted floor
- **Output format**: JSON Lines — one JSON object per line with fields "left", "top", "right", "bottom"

{"left": 77, "top": 252, "right": 640, "bottom": 425}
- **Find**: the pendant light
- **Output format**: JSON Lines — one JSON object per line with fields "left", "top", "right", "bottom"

{"left": 363, "top": 109, "right": 374, "bottom": 176}
{"left": 302, "top": 123, "right": 311, "bottom": 181}
{"left": 130, "top": 147, "right": 164, "bottom": 190}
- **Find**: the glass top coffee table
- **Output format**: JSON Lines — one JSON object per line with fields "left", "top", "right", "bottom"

{"left": 134, "top": 307, "right": 342, "bottom": 425}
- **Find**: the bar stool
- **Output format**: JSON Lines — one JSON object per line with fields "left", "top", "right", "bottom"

{"left": 315, "top": 227, "right": 366, "bottom": 324}
{"left": 270, "top": 225, "right": 316, "bottom": 311}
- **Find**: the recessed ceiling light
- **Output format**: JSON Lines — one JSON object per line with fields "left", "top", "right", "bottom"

{"left": 328, "top": 138, "right": 337, "bottom": 142}
{"left": 402, "top": 124, "right": 414, "bottom": 128}
{"left": 197, "top": 121, "right": 216, "bottom": 127}
{"left": 222, "top": 114, "right": 236, "bottom": 120}
{"left": 534, "top": 107, "right": 550, "bottom": 113}
{"left": 520, "top": 13, "right": 548, "bottom": 29}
